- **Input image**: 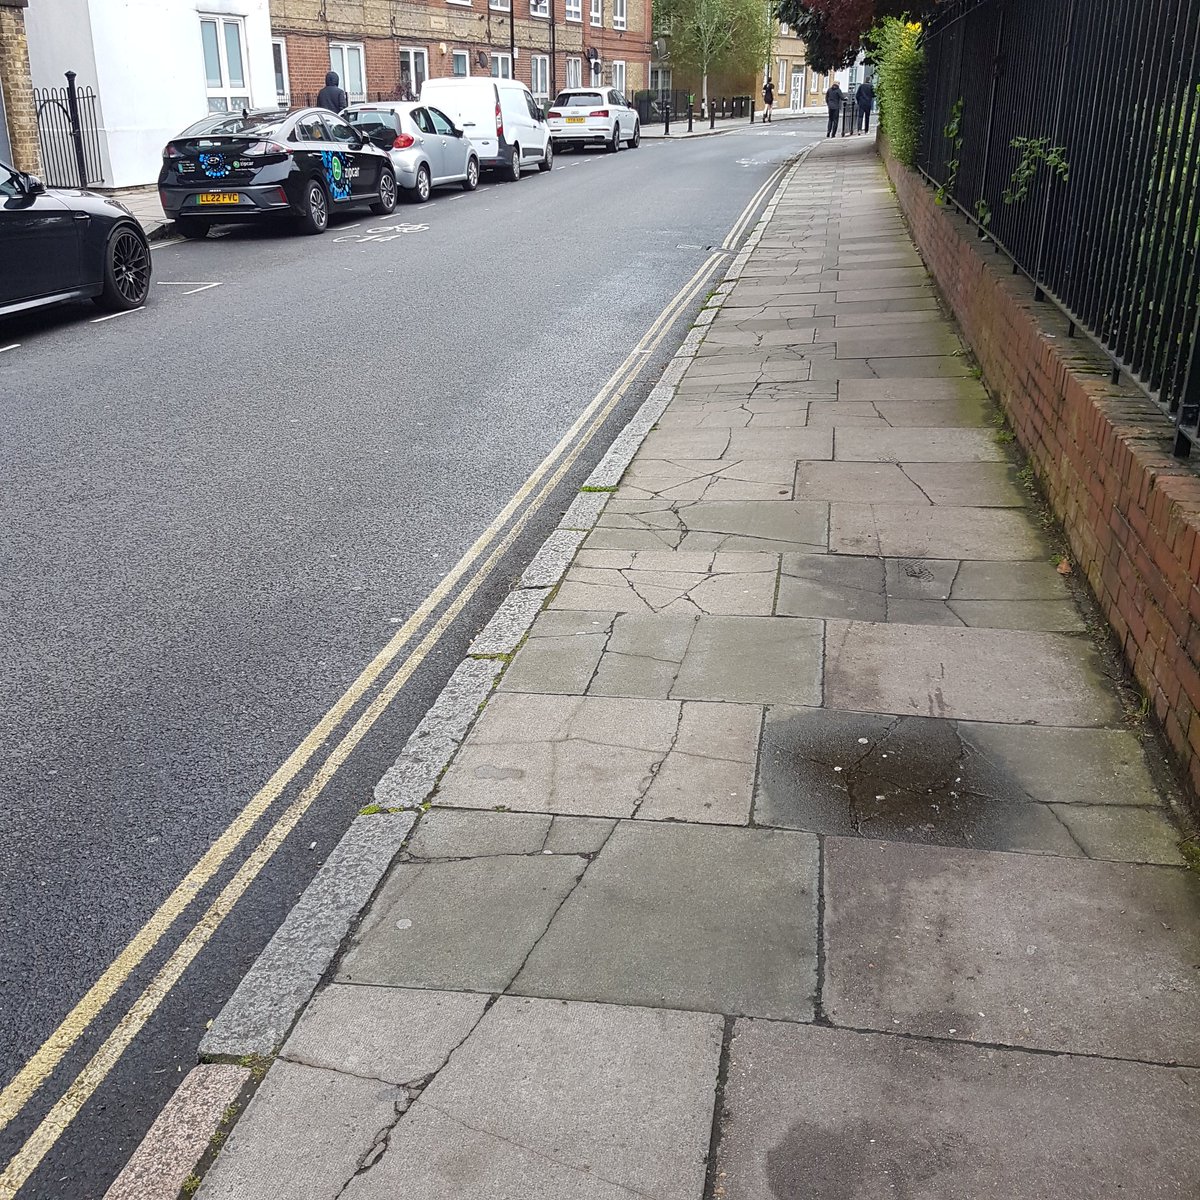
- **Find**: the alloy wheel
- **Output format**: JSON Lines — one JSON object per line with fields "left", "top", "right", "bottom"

{"left": 111, "top": 231, "right": 150, "bottom": 305}
{"left": 417, "top": 166, "right": 431, "bottom": 201}
{"left": 309, "top": 184, "right": 328, "bottom": 229}
{"left": 380, "top": 171, "right": 396, "bottom": 210}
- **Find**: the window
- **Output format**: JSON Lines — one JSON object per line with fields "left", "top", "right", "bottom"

{"left": 611, "top": 60, "right": 625, "bottom": 91}
{"left": 612, "top": 0, "right": 626, "bottom": 29}
{"left": 531, "top": 0, "right": 549, "bottom": 16}
{"left": 650, "top": 66, "right": 670, "bottom": 92}
{"left": 590, "top": 57, "right": 601, "bottom": 85}
{"left": 428, "top": 107, "right": 456, "bottom": 134}
{"left": 325, "top": 115, "right": 357, "bottom": 143}
{"left": 271, "top": 38, "right": 289, "bottom": 105}
{"left": 292, "top": 114, "right": 328, "bottom": 142}
{"left": 412, "top": 108, "right": 436, "bottom": 135}
{"left": 452, "top": 50, "right": 470, "bottom": 76}
{"left": 590, "top": 0, "right": 601, "bottom": 25}
{"left": 491, "top": 53, "right": 512, "bottom": 78}
{"left": 531, "top": 54, "right": 550, "bottom": 103}
{"left": 397, "top": 47, "right": 428, "bottom": 100}
{"left": 810, "top": 71, "right": 820, "bottom": 94}
{"left": 566, "top": 0, "right": 582, "bottom": 21}
{"left": 200, "top": 15, "right": 250, "bottom": 113}
{"left": 566, "top": 57, "right": 582, "bottom": 88}
{"left": 490, "top": 0, "right": 510, "bottom": 10}
{"left": 329, "top": 42, "right": 365, "bottom": 101}
{"left": 780, "top": 22, "right": 790, "bottom": 36}
{"left": 777, "top": 58, "right": 786, "bottom": 93}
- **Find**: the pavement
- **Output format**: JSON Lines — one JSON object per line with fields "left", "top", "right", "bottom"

{"left": 144, "top": 136, "right": 1200, "bottom": 1198}
{"left": 0, "top": 124, "right": 825, "bottom": 1199}
{"left": 109, "top": 185, "right": 170, "bottom": 241}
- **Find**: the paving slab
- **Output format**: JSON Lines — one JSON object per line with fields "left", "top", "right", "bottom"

{"left": 716, "top": 1021, "right": 1200, "bottom": 1200}
{"left": 282, "top": 985, "right": 490, "bottom": 1084}
{"left": 344, "top": 997, "right": 722, "bottom": 1200}
{"left": 794, "top": 461, "right": 929, "bottom": 503}
{"left": 824, "top": 620, "right": 1123, "bottom": 725}
{"left": 197, "top": 1060, "right": 402, "bottom": 1200}
{"left": 337, "top": 851, "right": 587, "bottom": 990}
{"left": 834, "top": 427, "right": 1005, "bottom": 462}
{"left": 835, "top": 377, "right": 988, "bottom": 401}
{"left": 406, "top": 808, "right": 552, "bottom": 857}
{"left": 776, "top": 553, "right": 886, "bottom": 621}
{"left": 830, "top": 503, "right": 1044, "bottom": 559}
{"left": 873, "top": 397, "right": 993, "bottom": 427}
{"left": 824, "top": 837, "right": 1200, "bottom": 1063}
{"left": 1050, "top": 803, "right": 1186, "bottom": 865}
{"left": 512, "top": 822, "right": 819, "bottom": 1018}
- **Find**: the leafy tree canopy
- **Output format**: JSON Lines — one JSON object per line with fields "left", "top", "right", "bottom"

{"left": 775, "top": 1, "right": 935, "bottom": 72}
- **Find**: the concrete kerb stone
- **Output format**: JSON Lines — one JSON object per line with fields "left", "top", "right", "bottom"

{"left": 184, "top": 150, "right": 811, "bottom": 1080}
{"left": 199, "top": 811, "right": 417, "bottom": 1060}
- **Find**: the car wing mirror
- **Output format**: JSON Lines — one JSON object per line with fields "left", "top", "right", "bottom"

{"left": 20, "top": 173, "right": 46, "bottom": 197}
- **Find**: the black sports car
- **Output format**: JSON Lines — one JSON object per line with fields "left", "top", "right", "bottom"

{"left": 159, "top": 107, "right": 397, "bottom": 237}
{"left": 1, "top": 159, "right": 151, "bottom": 318}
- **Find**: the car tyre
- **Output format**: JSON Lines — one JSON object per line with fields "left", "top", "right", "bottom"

{"left": 298, "top": 179, "right": 329, "bottom": 234}
{"left": 175, "top": 217, "right": 209, "bottom": 239}
{"left": 507, "top": 147, "right": 522, "bottom": 181}
{"left": 370, "top": 168, "right": 397, "bottom": 215}
{"left": 629, "top": 121, "right": 641, "bottom": 149}
{"left": 95, "top": 224, "right": 151, "bottom": 312}
{"left": 462, "top": 156, "right": 479, "bottom": 191}
{"left": 538, "top": 141, "right": 553, "bottom": 172}
{"left": 409, "top": 163, "right": 432, "bottom": 203}
{"left": 608, "top": 125, "right": 621, "bottom": 153}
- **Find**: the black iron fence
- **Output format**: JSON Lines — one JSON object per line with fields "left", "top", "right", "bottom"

{"left": 631, "top": 90, "right": 753, "bottom": 128}
{"left": 34, "top": 71, "right": 103, "bottom": 189}
{"left": 920, "top": 0, "right": 1200, "bottom": 456}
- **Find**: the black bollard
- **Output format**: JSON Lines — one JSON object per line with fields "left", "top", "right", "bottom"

{"left": 664, "top": 103, "right": 670, "bottom": 135}
{"left": 687, "top": 105, "right": 693, "bottom": 133}
{"left": 750, "top": 100, "right": 755, "bottom": 124}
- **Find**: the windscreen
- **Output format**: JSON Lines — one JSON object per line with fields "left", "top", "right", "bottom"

{"left": 177, "top": 112, "right": 287, "bottom": 137}
{"left": 554, "top": 92, "right": 605, "bottom": 108}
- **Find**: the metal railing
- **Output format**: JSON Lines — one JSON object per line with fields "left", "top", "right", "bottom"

{"left": 920, "top": 0, "right": 1200, "bottom": 456}
{"left": 33, "top": 72, "right": 103, "bottom": 189}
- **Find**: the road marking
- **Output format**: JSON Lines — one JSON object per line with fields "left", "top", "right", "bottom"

{"left": 0, "top": 243, "right": 727, "bottom": 1199}
{"left": 156, "top": 282, "right": 223, "bottom": 296}
{"left": 722, "top": 163, "right": 785, "bottom": 251}
{"left": 89, "top": 309, "right": 143, "bottom": 324}
{"left": 0, "top": 344, "right": 18, "bottom": 354}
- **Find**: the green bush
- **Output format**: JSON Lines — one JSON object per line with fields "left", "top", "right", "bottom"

{"left": 869, "top": 17, "right": 924, "bottom": 167}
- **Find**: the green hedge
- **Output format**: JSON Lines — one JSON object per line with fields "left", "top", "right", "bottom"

{"left": 870, "top": 17, "right": 924, "bottom": 167}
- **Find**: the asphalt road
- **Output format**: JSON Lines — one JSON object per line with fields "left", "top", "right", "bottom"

{"left": 0, "top": 115, "right": 825, "bottom": 1198}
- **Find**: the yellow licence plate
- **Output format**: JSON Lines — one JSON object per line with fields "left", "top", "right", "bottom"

{"left": 197, "top": 192, "right": 240, "bottom": 205}
{"left": 566, "top": 116, "right": 585, "bottom": 124}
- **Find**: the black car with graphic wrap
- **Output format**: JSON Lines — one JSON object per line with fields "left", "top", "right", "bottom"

{"left": 158, "top": 108, "right": 397, "bottom": 237}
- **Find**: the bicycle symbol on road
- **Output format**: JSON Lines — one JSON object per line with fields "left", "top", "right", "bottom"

{"left": 335, "top": 222, "right": 430, "bottom": 244}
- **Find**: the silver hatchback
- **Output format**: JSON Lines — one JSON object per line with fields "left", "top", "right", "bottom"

{"left": 344, "top": 103, "right": 480, "bottom": 202}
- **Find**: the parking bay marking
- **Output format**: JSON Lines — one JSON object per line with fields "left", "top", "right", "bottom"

{"left": 90, "top": 309, "right": 144, "bottom": 324}
{"left": 156, "top": 282, "right": 223, "bottom": 296}
{"left": 335, "top": 221, "right": 429, "bottom": 244}
{"left": 0, "top": 344, "right": 18, "bottom": 355}
{"left": 0, "top": 162, "right": 786, "bottom": 1194}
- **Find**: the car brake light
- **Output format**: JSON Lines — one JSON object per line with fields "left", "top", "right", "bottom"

{"left": 588, "top": 109, "right": 610, "bottom": 118}
{"left": 246, "top": 140, "right": 287, "bottom": 155}
{"left": 496, "top": 101, "right": 503, "bottom": 137}
{"left": 392, "top": 133, "right": 415, "bottom": 149}
{"left": 163, "top": 143, "right": 182, "bottom": 159}
{"left": 548, "top": 110, "right": 562, "bottom": 119}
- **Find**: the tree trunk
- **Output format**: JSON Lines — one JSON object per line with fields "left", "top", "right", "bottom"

{"left": 702, "top": 70, "right": 709, "bottom": 108}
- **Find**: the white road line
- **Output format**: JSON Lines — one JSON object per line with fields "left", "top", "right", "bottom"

{"left": 90, "top": 309, "right": 143, "bottom": 324}
{"left": 156, "top": 282, "right": 222, "bottom": 296}
{"left": 0, "top": 344, "right": 19, "bottom": 354}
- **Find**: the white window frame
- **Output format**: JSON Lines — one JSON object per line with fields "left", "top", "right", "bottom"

{"left": 612, "top": 0, "right": 626, "bottom": 30}
{"left": 565, "top": 0, "right": 582, "bottom": 21}
{"left": 271, "top": 37, "right": 290, "bottom": 105}
{"left": 649, "top": 66, "right": 670, "bottom": 92}
{"left": 396, "top": 46, "right": 428, "bottom": 100}
{"left": 611, "top": 59, "right": 625, "bottom": 91}
{"left": 590, "top": 0, "right": 601, "bottom": 26}
{"left": 200, "top": 14, "right": 251, "bottom": 113}
{"left": 329, "top": 41, "right": 366, "bottom": 102}
{"left": 451, "top": 50, "right": 470, "bottom": 76}
{"left": 531, "top": 0, "right": 550, "bottom": 16}
{"left": 565, "top": 56, "right": 582, "bottom": 88}
{"left": 489, "top": 0, "right": 511, "bottom": 11}
{"left": 776, "top": 57, "right": 786, "bottom": 94}
{"left": 530, "top": 53, "right": 550, "bottom": 102}
{"left": 490, "top": 52, "right": 512, "bottom": 78}
{"left": 447, "top": 0, "right": 472, "bottom": 7}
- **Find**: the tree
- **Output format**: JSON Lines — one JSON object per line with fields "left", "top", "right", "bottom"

{"left": 774, "top": 1, "right": 937, "bottom": 72}
{"left": 660, "top": 0, "right": 771, "bottom": 108}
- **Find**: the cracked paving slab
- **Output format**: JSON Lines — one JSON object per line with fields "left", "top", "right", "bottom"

{"left": 432, "top": 693, "right": 762, "bottom": 822}
{"left": 342, "top": 997, "right": 722, "bottom": 1200}
{"left": 830, "top": 503, "right": 1043, "bottom": 559}
{"left": 824, "top": 619, "right": 1123, "bottom": 726}
{"left": 716, "top": 1022, "right": 1200, "bottom": 1200}
{"left": 834, "top": 427, "right": 1006, "bottom": 463}
{"left": 616, "top": 458, "right": 799, "bottom": 503}
{"left": 511, "top": 822, "right": 819, "bottom": 1018}
{"left": 824, "top": 838, "right": 1200, "bottom": 1064}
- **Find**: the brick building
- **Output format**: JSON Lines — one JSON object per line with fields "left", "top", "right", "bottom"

{"left": 271, "top": 0, "right": 652, "bottom": 111}
{"left": 0, "top": 0, "right": 38, "bottom": 172}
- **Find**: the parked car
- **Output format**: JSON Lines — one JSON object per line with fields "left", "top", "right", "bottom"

{"left": 547, "top": 88, "right": 641, "bottom": 153}
{"left": 344, "top": 102, "right": 479, "bottom": 201}
{"left": 419, "top": 77, "right": 552, "bottom": 180}
{"left": 0, "top": 159, "right": 151, "bottom": 318}
{"left": 158, "top": 107, "right": 397, "bottom": 237}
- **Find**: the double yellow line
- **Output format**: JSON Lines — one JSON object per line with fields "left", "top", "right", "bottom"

{"left": 0, "top": 221, "right": 762, "bottom": 1195}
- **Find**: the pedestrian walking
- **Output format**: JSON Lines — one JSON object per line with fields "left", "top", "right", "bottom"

{"left": 316, "top": 70, "right": 349, "bottom": 114}
{"left": 762, "top": 79, "right": 775, "bottom": 123}
{"left": 856, "top": 79, "right": 875, "bottom": 134}
{"left": 825, "top": 81, "right": 844, "bottom": 138}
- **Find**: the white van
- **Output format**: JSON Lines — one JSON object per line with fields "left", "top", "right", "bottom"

{"left": 419, "top": 77, "right": 552, "bottom": 180}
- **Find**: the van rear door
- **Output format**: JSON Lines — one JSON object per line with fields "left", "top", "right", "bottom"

{"left": 421, "top": 80, "right": 501, "bottom": 164}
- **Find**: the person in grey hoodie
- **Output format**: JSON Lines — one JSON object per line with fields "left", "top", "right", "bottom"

{"left": 825, "top": 81, "right": 844, "bottom": 138}
{"left": 316, "top": 71, "right": 349, "bottom": 113}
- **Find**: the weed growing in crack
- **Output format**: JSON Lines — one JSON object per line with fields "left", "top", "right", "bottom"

{"left": 579, "top": 485, "right": 617, "bottom": 493}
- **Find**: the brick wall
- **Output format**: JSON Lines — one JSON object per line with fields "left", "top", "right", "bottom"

{"left": 0, "top": 0, "right": 40, "bottom": 174}
{"left": 880, "top": 140, "right": 1200, "bottom": 805}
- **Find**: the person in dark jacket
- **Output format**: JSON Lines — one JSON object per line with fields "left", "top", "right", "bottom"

{"left": 762, "top": 79, "right": 775, "bottom": 123}
{"left": 316, "top": 71, "right": 349, "bottom": 113}
{"left": 825, "top": 81, "right": 844, "bottom": 138}
{"left": 856, "top": 79, "right": 875, "bottom": 133}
